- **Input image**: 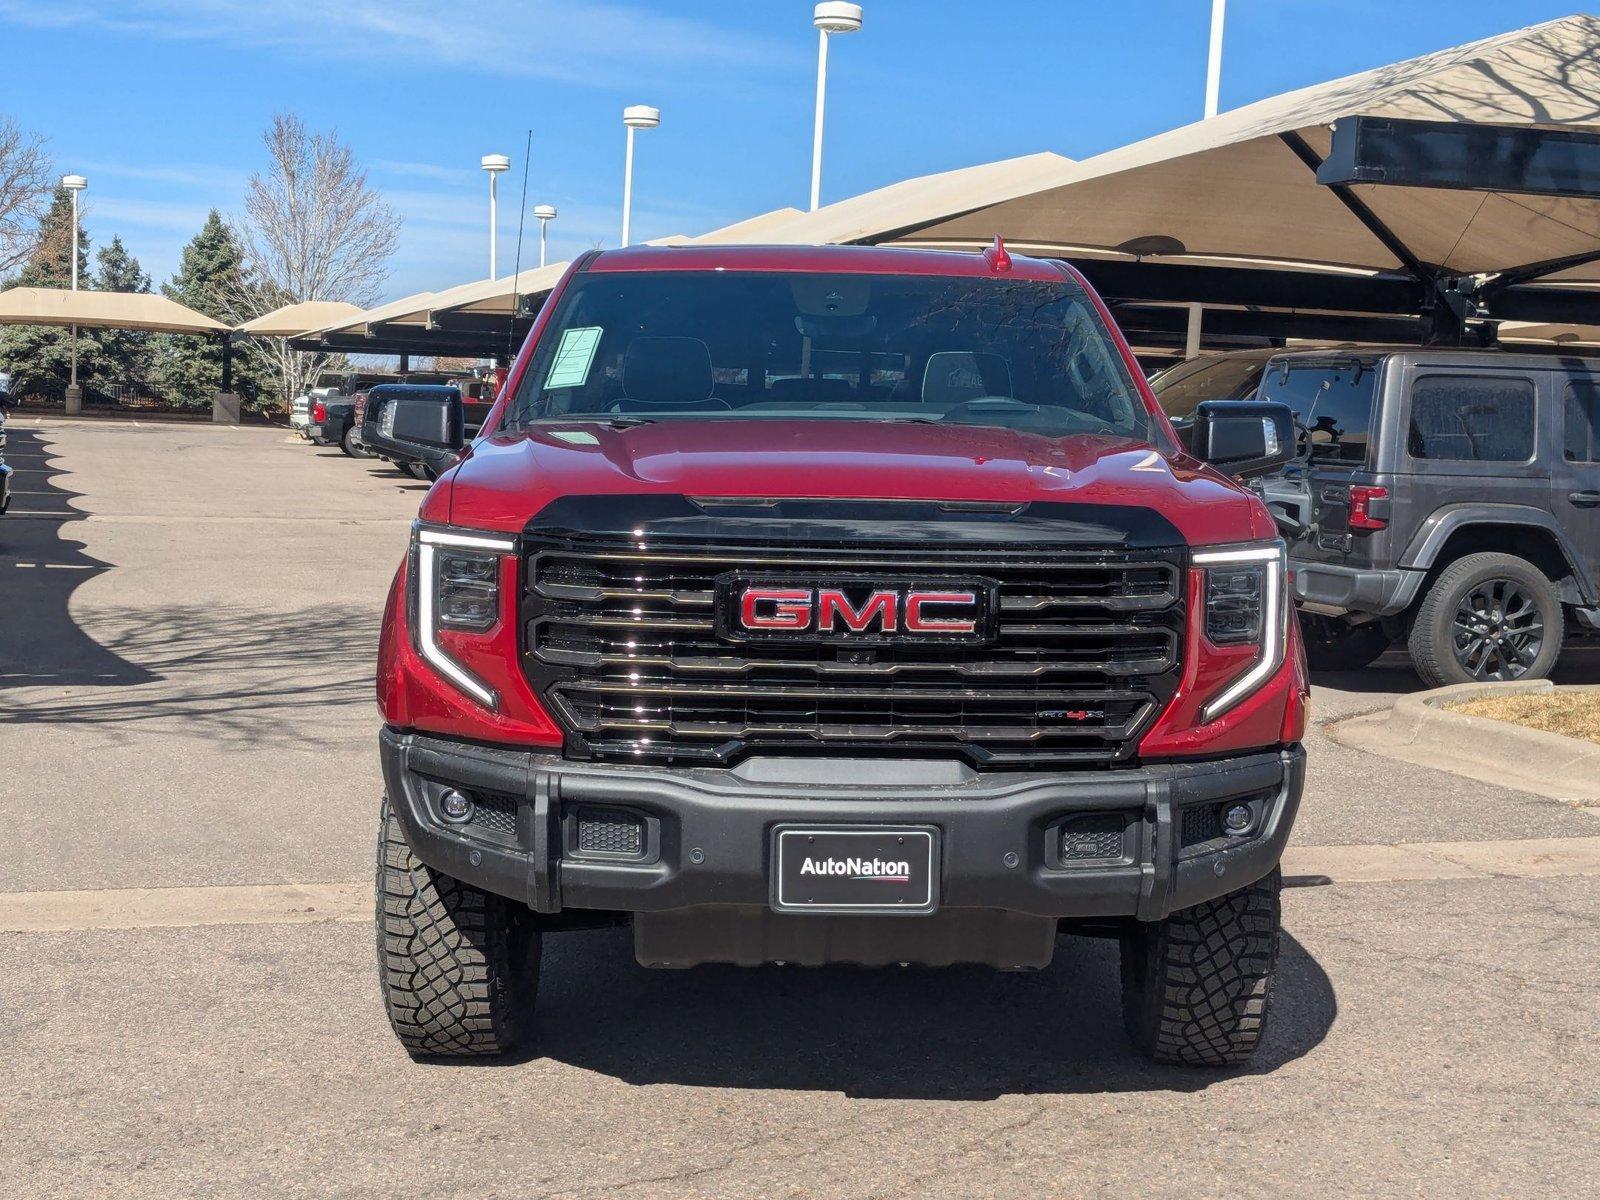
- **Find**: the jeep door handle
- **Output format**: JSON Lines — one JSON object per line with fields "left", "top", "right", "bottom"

{"left": 1570, "top": 490, "right": 1600, "bottom": 507}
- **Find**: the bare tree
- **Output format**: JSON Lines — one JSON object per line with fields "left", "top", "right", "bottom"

{"left": 230, "top": 113, "right": 401, "bottom": 407}
{"left": 0, "top": 116, "right": 53, "bottom": 278}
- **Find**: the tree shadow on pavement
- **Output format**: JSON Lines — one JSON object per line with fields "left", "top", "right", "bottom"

{"left": 0, "top": 602, "right": 378, "bottom": 745}
{"left": 0, "top": 426, "right": 157, "bottom": 690}
{"left": 528, "top": 926, "right": 1335, "bottom": 1099}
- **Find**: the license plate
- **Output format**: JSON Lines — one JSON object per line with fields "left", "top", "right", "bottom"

{"left": 771, "top": 826, "right": 939, "bottom": 915}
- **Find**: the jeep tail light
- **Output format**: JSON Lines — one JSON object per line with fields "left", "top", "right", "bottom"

{"left": 311, "top": 399, "right": 327, "bottom": 423}
{"left": 411, "top": 525, "right": 515, "bottom": 709}
{"left": 1349, "top": 484, "right": 1389, "bottom": 530}
{"left": 1194, "top": 542, "right": 1287, "bottom": 722}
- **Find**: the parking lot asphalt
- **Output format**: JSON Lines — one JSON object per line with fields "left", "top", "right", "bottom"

{"left": 2, "top": 415, "right": 1597, "bottom": 1198}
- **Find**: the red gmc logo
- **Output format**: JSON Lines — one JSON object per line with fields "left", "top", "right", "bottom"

{"left": 728, "top": 581, "right": 991, "bottom": 642}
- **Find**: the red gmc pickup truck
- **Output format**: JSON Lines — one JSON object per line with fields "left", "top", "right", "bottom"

{"left": 370, "top": 242, "right": 1308, "bottom": 1067}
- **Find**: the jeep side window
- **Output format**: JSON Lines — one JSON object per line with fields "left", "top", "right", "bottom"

{"left": 1407, "top": 376, "right": 1535, "bottom": 462}
{"left": 1564, "top": 380, "right": 1600, "bottom": 462}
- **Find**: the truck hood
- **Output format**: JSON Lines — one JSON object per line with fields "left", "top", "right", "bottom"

{"left": 436, "top": 420, "right": 1274, "bottom": 546}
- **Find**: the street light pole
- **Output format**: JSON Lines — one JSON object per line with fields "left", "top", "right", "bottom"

{"left": 621, "top": 105, "right": 660, "bottom": 246}
{"left": 481, "top": 154, "right": 510, "bottom": 280}
{"left": 533, "top": 204, "right": 557, "bottom": 268}
{"left": 810, "top": 3, "right": 863, "bottom": 212}
{"left": 61, "top": 173, "right": 87, "bottom": 404}
{"left": 1186, "top": 0, "right": 1226, "bottom": 360}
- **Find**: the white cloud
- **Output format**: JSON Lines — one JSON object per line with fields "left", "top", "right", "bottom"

{"left": 76, "top": 160, "right": 248, "bottom": 190}
{"left": 83, "top": 195, "right": 217, "bottom": 234}
{"left": 0, "top": 0, "right": 793, "bottom": 84}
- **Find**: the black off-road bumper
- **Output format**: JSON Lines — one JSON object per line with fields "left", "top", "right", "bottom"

{"left": 1293, "top": 560, "right": 1421, "bottom": 617}
{"left": 380, "top": 728, "right": 1304, "bottom": 954}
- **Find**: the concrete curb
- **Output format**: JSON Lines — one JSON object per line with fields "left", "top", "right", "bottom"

{"left": 1341, "top": 680, "right": 1600, "bottom": 805}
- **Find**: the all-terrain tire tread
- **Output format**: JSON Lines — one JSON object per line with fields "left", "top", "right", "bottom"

{"left": 374, "top": 798, "right": 537, "bottom": 1059}
{"left": 1121, "top": 869, "right": 1281, "bottom": 1066}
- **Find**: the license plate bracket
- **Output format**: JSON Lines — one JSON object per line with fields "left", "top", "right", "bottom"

{"left": 770, "top": 825, "right": 939, "bottom": 915}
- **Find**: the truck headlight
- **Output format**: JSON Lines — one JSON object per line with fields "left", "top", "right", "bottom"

{"left": 1193, "top": 541, "right": 1287, "bottom": 723}
{"left": 412, "top": 525, "right": 516, "bottom": 709}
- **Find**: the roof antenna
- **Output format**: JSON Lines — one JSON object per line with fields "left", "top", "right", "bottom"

{"left": 983, "top": 234, "right": 1012, "bottom": 273}
{"left": 505, "top": 128, "right": 533, "bottom": 364}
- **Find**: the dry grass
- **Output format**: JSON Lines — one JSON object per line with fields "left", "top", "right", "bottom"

{"left": 1449, "top": 691, "right": 1600, "bottom": 746}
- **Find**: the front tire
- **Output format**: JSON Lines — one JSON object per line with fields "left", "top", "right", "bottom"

{"left": 1120, "top": 869, "right": 1281, "bottom": 1066}
{"left": 375, "top": 798, "right": 541, "bottom": 1059}
{"left": 1406, "top": 552, "right": 1562, "bottom": 687}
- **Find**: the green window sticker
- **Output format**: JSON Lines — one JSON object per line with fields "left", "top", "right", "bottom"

{"left": 544, "top": 326, "right": 602, "bottom": 390}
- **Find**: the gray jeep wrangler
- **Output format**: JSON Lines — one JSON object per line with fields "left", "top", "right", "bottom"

{"left": 1158, "top": 348, "right": 1600, "bottom": 684}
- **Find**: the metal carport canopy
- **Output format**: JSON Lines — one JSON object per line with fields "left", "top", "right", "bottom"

{"left": 848, "top": 13, "right": 1600, "bottom": 329}
{"left": 235, "top": 300, "right": 363, "bottom": 338}
{"left": 0, "top": 286, "right": 228, "bottom": 334}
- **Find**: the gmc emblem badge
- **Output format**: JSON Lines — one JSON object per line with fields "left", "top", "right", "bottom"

{"left": 716, "top": 576, "right": 996, "bottom": 645}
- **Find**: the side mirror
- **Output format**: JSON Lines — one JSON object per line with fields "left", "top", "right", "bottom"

{"left": 1191, "top": 400, "right": 1295, "bottom": 477}
{"left": 363, "top": 390, "right": 464, "bottom": 472}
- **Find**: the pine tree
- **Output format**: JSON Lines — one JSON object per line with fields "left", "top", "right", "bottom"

{"left": 0, "top": 185, "right": 102, "bottom": 401}
{"left": 89, "top": 236, "right": 153, "bottom": 399}
{"left": 152, "top": 210, "right": 262, "bottom": 407}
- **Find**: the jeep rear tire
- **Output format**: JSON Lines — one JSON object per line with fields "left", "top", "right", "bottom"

{"left": 376, "top": 798, "right": 541, "bottom": 1059}
{"left": 1406, "top": 552, "right": 1562, "bottom": 687}
{"left": 1300, "top": 613, "right": 1390, "bottom": 673}
{"left": 1120, "top": 868, "right": 1280, "bottom": 1066}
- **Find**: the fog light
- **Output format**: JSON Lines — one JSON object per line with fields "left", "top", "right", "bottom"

{"left": 1223, "top": 803, "right": 1253, "bottom": 835}
{"left": 440, "top": 790, "right": 473, "bottom": 822}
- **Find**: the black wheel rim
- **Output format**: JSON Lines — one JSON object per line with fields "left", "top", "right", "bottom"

{"left": 1451, "top": 578, "right": 1544, "bottom": 681}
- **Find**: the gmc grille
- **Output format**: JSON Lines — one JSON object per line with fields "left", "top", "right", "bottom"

{"left": 521, "top": 531, "right": 1185, "bottom": 769}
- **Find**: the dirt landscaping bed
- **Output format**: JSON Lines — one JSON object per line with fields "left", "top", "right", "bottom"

{"left": 1449, "top": 690, "right": 1600, "bottom": 747}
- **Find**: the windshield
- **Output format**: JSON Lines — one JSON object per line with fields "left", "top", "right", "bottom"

{"left": 504, "top": 270, "right": 1158, "bottom": 442}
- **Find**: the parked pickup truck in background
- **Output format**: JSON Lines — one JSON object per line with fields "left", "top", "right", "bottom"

{"left": 366, "top": 243, "right": 1308, "bottom": 1068}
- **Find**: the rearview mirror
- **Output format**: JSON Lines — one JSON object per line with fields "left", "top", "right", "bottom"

{"left": 1191, "top": 400, "right": 1295, "bottom": 477}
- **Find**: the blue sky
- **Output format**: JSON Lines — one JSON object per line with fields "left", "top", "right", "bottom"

{"left": 0, "top": 0, "right": 1585, "bottom": 302}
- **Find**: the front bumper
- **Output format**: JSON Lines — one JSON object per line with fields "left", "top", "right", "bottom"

{"left": 380, "top": 728, "right": 1305, "bottom": 928}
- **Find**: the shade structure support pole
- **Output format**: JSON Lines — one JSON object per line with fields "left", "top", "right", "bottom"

{"left": 220, "top": 334, "right": 233, "bottom": 394}
{"left": 1184, "top": 304, "right": 1204, "bottom": 358}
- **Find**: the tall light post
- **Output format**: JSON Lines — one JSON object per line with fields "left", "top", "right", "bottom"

{"left": 61, "top": 173, "right": 87, "bottom": 411}
{"left": 620, "top": 105, "right": 660, "bottom": 246}
{"left": 1186, "top": 0, "right": 1226, "bottom": 360}
{"left": 481, "top": 154, "right": 510, "bottom": 279}
{"left": 810, "top": 3, "right": 863, "bottom": 212}
{"left": 533, "top": 204, "right": 557, "bottom": 268}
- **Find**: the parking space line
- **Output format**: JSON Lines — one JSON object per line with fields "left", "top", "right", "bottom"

{"left": 2, "top": 837, "right": 1598, "bottom": 933}
{"left": 0, "top": 882, "right": 368, "bottom": 933}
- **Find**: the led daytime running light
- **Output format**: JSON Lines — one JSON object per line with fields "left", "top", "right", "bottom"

{"left": 1195, "top": 542, "right": 1287, "bottom": 723}
{"left": 414, "top": 526, "right": 515, "bottom": 709}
